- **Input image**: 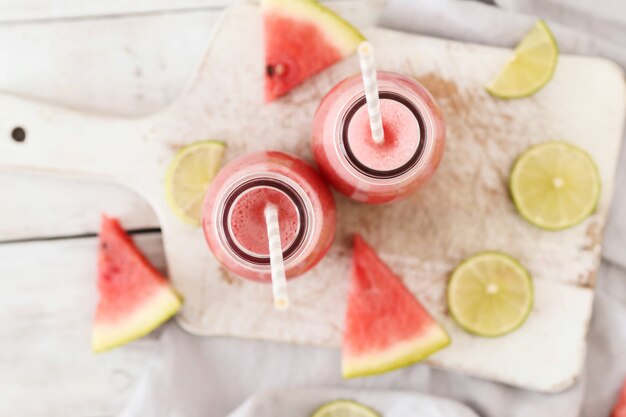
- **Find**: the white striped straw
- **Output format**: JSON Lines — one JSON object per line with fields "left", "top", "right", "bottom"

{"left": 264, "top": 203, "right": 289, "bottom": 311}
{"left": 358, "top": 41, "right": 384, "bottom": 144}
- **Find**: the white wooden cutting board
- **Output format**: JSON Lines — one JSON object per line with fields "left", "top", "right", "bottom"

{"left": 0, "top": 4, "right": 624, "bottom": 392}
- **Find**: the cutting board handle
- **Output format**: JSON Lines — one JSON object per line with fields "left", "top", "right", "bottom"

{"left": 0, "top": 92, "right": 143, "bottom": 181}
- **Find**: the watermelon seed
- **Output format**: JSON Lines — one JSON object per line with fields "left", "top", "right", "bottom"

{"left": 266, "top": 64, "right": 286, "bottom": 77}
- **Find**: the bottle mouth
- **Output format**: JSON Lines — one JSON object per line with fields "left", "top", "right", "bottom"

{"left": 221, "top": 178, "right": 307, "bottom": 265}
{"left": 340, "top": 91, "right": 426, "bottom": 179}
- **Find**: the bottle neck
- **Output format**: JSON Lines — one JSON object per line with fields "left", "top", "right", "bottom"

{"left": 219, "top": 177, "right": 308, "bottom": 266}
{"left": 339, "top": 91, "right": 426, "bottom": 179}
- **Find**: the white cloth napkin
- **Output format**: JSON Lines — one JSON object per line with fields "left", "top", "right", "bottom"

{"left": 119, "top": 1, "right": 626, "bottom": 416}
{"left": 227, "top": 389, "right": 480, "bottom": 417}
{"left": 121, "top": 323, "right": 588, "bottom": 417}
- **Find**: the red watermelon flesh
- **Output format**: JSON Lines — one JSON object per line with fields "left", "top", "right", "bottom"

{"left": 262, "top": 0, "right": 364, "bottom": 102}
{"left": 612, "top": 379, "right": 626, "bottom": 417}
{"left": 93, "top": 215, "right": 182, "bottom": 352}
{"left": 342, "top": 235, "right": 450, "bottom": 378}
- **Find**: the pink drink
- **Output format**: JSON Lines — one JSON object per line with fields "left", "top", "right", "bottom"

{"left": 202, "top": 151, "right": 336, "bottom": 283}
{"left": 312, "top": 71, "right": 445, "bottom": 204}
{"left": 230, "top": 187, "right": 299, "bottom": 256}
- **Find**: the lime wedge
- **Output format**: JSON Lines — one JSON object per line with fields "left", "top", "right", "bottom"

{"left": 510, "top": 141, "right": 600, "bottom": 230}
{"left": 164, "top": 140, "right": 226, "bottom": 226}
{"left": 448, "top": 252, "right": 533, "bottom": 337}
{"left": 311, "top": 400, "right": 380, "bottom": 417}
{"left": 486, "top": 20, "right": 558, "bottom": 98}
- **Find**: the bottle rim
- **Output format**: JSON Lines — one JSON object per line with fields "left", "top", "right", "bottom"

{"left": 215, "top": 173, "right": 314, "bottom": 269}
{"left": 340, "top": 90, "right": 426, "bottom": 179}
{"left": 331, "top": 75, "right": 438, "bottom": 187}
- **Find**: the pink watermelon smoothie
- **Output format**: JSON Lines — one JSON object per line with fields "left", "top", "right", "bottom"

{"left": 203, "top": 151, "right": 336, "bottom": 283}
{"left": 347, "top": 99, "right": 421, "bottom": 172}
{"left": 312, "top": 71, "right": 445, "bottom": 204}
{"left": 230, "top": 187, "right": 299, "bottom": 256}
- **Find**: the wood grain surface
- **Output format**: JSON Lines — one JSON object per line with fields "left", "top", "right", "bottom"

{"left": 0, "top": 2, "right": 381, "bottom": 416}
{"left": 0, "top": 234, "right": 163, "bottom": 416}
{"left": 0, "top": 3, "right": 623, "bottom": 392}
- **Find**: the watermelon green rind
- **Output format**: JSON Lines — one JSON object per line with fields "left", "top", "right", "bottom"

{"left": 342, "top": 325, "right": 450, "bottom": 378}
{"left": 92, "top": 216, "right": 183, "bottom": 352}
{"left": 262, "top": 0, "right": 365, "bottom": 101}
{"left": 342, "top": 235, "right": 451, "bottom": 378}
{"left": 92, "top": 286, "right": 182, "bottom": 352}
{"left": 262, "top": 0, "right": 365, "bottom": 55}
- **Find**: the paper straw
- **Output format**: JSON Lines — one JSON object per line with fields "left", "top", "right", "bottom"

{"left": 358, "top": 41, "right": 384, "bottom": 144}
{"left": 264, "top": 203, "right": 289, "bottom": 311}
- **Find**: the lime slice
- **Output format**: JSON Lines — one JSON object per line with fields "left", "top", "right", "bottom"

{"left": 164, "top": 140, "right": 226, "bottom": 226}
{"left": 311, "top": 400, "right": 380, "bottom": 417}
{"left": 486, "top": 20, "right": 558, "bottom": 98}
{"left": 448, "top": 252, "right": 533, "bottom": 337}
{"left": 510, "top": 141, "right": 600, "bottom": 230}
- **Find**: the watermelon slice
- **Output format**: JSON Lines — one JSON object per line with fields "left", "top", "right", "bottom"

{"left": 342, "top": 235, "right": 450, "bottom": 378}
{"left": 612, "top": 379, "right": 626, "bottom": 417}
{"left": 92, "top": 216, "right": 182, "bottom": 352}
{"left": 261, "top": 0, "right": 365, "bottom": 102}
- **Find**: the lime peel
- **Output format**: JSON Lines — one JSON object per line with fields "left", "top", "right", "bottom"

{"left": 486, "top": 19, "right": 559, "bottom": 98}
{"left": 509, "top": 141, "right": 601, "bottom": 230}
{"left": 311, "top": 400, "right": 380, "bottom": 417}
{"left": 448, "top": 252, "right": 533, "bottom": 338}
{"left": 164, "top": 140, "right": 226, "bottom": 226}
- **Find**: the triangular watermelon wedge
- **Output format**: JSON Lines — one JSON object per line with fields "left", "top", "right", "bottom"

{"left": 92, "top": 216, "right": 182, "bottom": 352}
{"left": 261, "top": 0, "right": 365, "bottom": 102}
{"left": 342, "top": 235, "right": 450, "bottom": 378}
{"left": 612, "top": 379, "right": 626, "bottom": 417}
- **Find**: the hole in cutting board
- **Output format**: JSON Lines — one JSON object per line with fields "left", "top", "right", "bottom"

{"left": 11, "top": 127, "right": 26, "bottom": 142}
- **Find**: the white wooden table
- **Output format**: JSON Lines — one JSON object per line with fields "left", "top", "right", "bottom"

{"left": 0, "top": 1, "right": 387, "bottom": 414}
{"left": 0, "top": 1, "right": 253, "bottom": 415}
